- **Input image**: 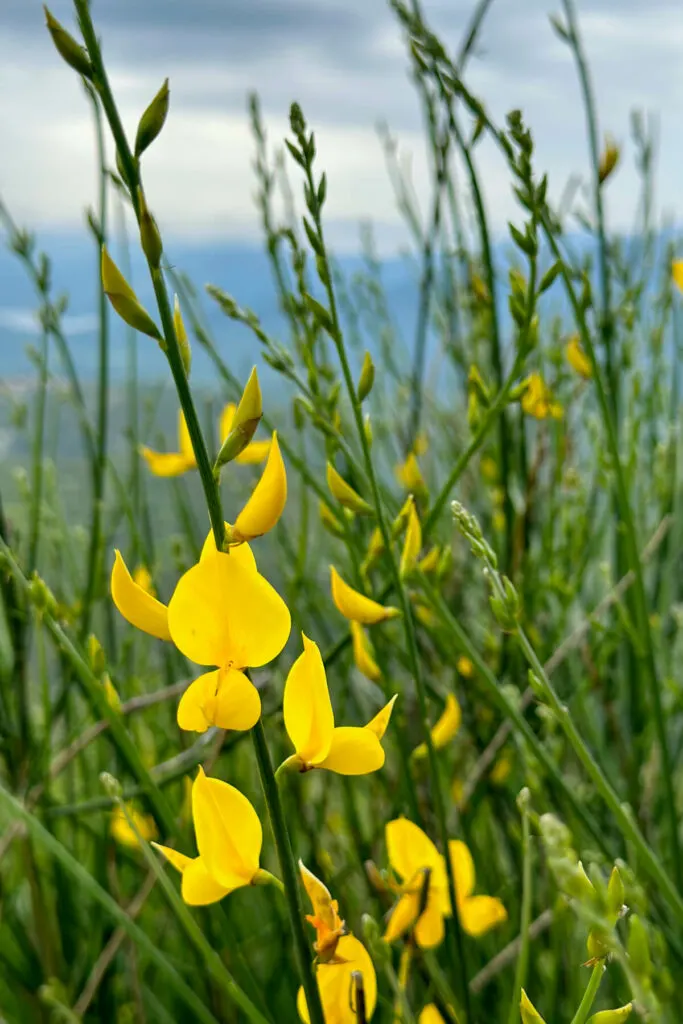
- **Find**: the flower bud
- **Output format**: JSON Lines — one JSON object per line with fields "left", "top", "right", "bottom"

{"left": 326, "top": 462, "right": 374, "bottom": 515}
{"left": 216, "top": 368, "right": 262, "bottom": 467}
{"left": 102, "top": 674, "right": 121, "bottom": 712}
{"left": 606, "top": 865, "right": 625, "bottom": 922}
{"left": 135, "top": 79, "right": 170, "bottom": 158}
{"left": 598, "top": 135, "right": 620, "bottom": 185}
{"left": 101, "top": 247, "right": 161, "bottom": 341}
{"left": 99, "top": 772, "right": 122, "bottom": 799}
{"left": 138, "top": 189, "right": 163, "bottom": 269}
{"left": 87, "top": 633, "right": 106, "bottom": 676}
{"left": 358, "top": 351, "right": 375, "bottom": 401}
{"left": 627, "top": 914, "right": 652, "bottom": 981}
{"left": 44, "top": 7, "right": 93, "bottom": 79}
{"left": 520, "top": 990, "right": 547, "bottom": 1024}
{"left": 173, "top": 295, "right": 191, "bottom": 377}
{"left": 399, "top": 497, "right": 422, "bottom": 578}
{"left": 587, "top": 1005, "right": 632, "bottom": 1024}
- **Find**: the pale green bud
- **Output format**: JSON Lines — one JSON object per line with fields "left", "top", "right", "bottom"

{"left": 358, "top": 351, "right": 375, "bottom": 402}
{"left": 44, "top": 7, "right": 93, "bottom": 79}
{"left": 135, "top": 79, "right": 170, "bottom": 158}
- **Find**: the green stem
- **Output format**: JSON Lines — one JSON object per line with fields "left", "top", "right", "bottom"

{"left": 569, "top": 964, "right": 605, "bottom": 1024}
{"left": 507, "top": 795, "right": 532, "bottom": 1024}
{"left": 0, "top": 781, "right": 221, "bottom": 1024}
{"left": 27, "top": 328, "right": 49, "bottom": 576}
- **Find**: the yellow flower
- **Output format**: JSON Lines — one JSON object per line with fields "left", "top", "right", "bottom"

{"left": 414, "top": 601, "right": 437, "bottom": 629}
{"left": 520, "top": 990, "right": 547, "bottom": 1024}
{"left": 489, "top": 755, "right": 512, "bottom": 786}
{"left": 300, "top": 861, "right": 347, "bottom": 964}
{"left": 417, "top": 546, "right": 440, "bottom": 574}
{"left": 395, "top": 452, "right": 425, "bottom": 492}
{"left": 419, "top": 1006, "right": 446, "bottom": 1024}
{"left": 350, "top": 621, "right": 381, "bottom": 681}
{"left": 112, "top": 537, "right": 290, "bottom": 733}
{"left": 412, "top": 694, "right": 461, "bottom": 760}
{"left": 297, "top": 934, "right": 377, "bottom": 1024}
{"left": 219, "top": 402, "right": 271, "bottom": 465}
{"left": 132, "top": 565, "right": 155, "bottom": 596}
{"left": 330, "top": 566, "right": 400, "bottom": 625}
{"left": 566, "top": 335, "right": 592, "bottom": 379}
{"left": 111, "top": 804, "right": 158, "bottom": 849}
{"left": 673, "top": 260, "right": 683, "bottom": 293}
{"left": 399, "top": 498, "right": 422, "bottom": 578}
{"left": 230, "top": 432, "right": 287, "bottom": 542}
{"left": 456, "top": 656, "right": 474, "bottom": 678}
{"left": 521, "top": 373, "right": 562, "bottom": 420}
{"left": 153, "top": 767, "right": 263, "bottom": 906}
{"left": 326, "top": 463, "right": 373, "bottom": 515}
{"left": 283, "top": 635, "right": 396, "bottom": 775}
{"left": 141, "top": 408, "right": 197, "bottom": 477}
{"left": 102, "top": 674, "right": 121, "bottom": 711}
{"left": 383, "top": 821, "right": 507, "bottom": 948}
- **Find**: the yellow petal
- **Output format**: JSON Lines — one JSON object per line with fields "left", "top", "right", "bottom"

{"left": 399, "top": 498, "right": 422, "bottom": 577}
{"left": 419, "top": 1006, "right": 446, "bottom": 1024}
{"left": 297, "top": 935, "right": 377, "bottom": 1024}
{"left": 395, "top": 452, "right": 425, "bottom": 491}
{"left": 111, "top": 805, "right": 158, "bottom": 848}
{"left": 330, "top": 566, "right": 400, "bottom": 625}
{"left": 566, "top": 335, "right": 592, "bottom": 379}
{"left": 177, "top": 668, "right": 261, "bottom": 733}
{"left": 448, "top": 840, "right": 475, "bottom": 902}
{"left": 168, "top": 552, "right": 290, "bottom": 668}
{"left": 386, "top": 818, "right": 442, "bottom": 883}
{"left": 317, "top": 726, "right": 385, "bottom": 775}
{"left": 152, "top": 842, "right": 193, "bottom": 875}
{"left": 384, "top": 892, "right": 420, "bottom": 943}
{"left": 520, "top": 990, "right": 548, "bottom": 1024}
{"left": 132, "top": 565, "right": 155, "bottom": 595}
{"left": 111, "top": 550, "right": 171, "bottom": 641}
{"left": 200, "top": 525, "right": 257, "bottom": 571}
{"left": 299, "top": 860, "right": 336, "bottom": 931}
{"left": 587, "top": 1005, "right": 633, "bottom": 1024}
{"left": 192, "top": 767, "right": 261, "bottom": 888}
{"left": 431, "top": 694, "right": 461, "bottom": 749}
{"left": 365, "top": 694, "right": 398, "bottom": 741}
{"left": 459, "top": 895, "right": 507, "bottom": 936}
{"left": 219, "top": 403, "right": 236, "bottom": 443}
{"left": 283, "top": 634, "right": 334, "bottom": 765}
{"left": 140, "top": 447, "right": 195, "bottom": 477}
{"left": 182, "top": 856, "right": 234, "bottom": 905}
{"left": 178, "top": 409, "right": 194, "bottom": 459}
{"left": 326, "top": 462, "right": 374, "bottom": 515}
{"left": 350, "top": 621, "right": 381, "bottom": 681}
{"left": 232, "top": 432, "right": 287, "bottom": 541}
{"left": 673, "top": 261, "right": 683, "bottom": 294}
{"left": 414, "top": 901, "right": 446, "bottom": 949}
{"left": 456, "top": 656, "right": 474, "bottom": 678}
{"left": 417, "top": 546, "right": 440, "bottom": 574}
{"left": 236, "top": 439, "right": 271, "bottom": 464}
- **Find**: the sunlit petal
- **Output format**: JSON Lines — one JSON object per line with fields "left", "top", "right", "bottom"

{"left": 178, "top": 409, "right": 194, "bottom": 459}
{"left": 168, "top": 552, "right": 290, "bottom": 668}
{"left": 111, "top": 550, "right": 171, "bottom": 641}
{"left": 330, "top": 566, "right": 400, "bottom": 625}
{"left": 414, "top": 901, "right": 446, "bottom": 949}
{"left": 384, "top": 892, "right": 419, "bottom": 943}
{"left": 365, "top": 694, "right": 398, "bottom": 741}
{"left": 459, "top": 895, "right": 507, "bottom": 937}
{"left": 182, "top": 856, "right": 234, "bottom": 906}
{"left": 236, "top": 439, "right": 271, "bottom": 464}
{"left": 386, "top": 818, "right": 442, "bottom": 883}
{"left": 199, "top": 525, "right": 257, "bottom": 571}
{"left": 177, "top": 668, "right": 261, "bottom": 733}
{"left": 448, "top": 840, "right": 475, "bottom": 902}
{"left": 192, "top": 767, "right": 261, "bottom": 888}
{"left": 317, "top": 726, "right": 385, "bottom": 775}
{"left": 233, "top": 432, "right": 287, "bottom": 541}
{"left": 140, "top": 447, "right": 195, "bottom": 477}
{"left": 297, "top": 935, "right": 377, "bottom": 1024}
{"left": 283, "top": 634, "right": 334, "bottom": 765}
{"left": 219, "top": 403, "right": 236, "bottom": 443}
{"left": 350, "top": 621, "right": 381, "bottom": 681}
{"left": 431, "top": 695, "right": 461, "bottom": 749}
{"left": 299, "top": 860, "right": 336, "bottom": 931}
{"left": 419, "top": 1005, "right": 446, "bottom": 1024}
{"left": 152, "top": 842, "right": 193, "bottom": 874}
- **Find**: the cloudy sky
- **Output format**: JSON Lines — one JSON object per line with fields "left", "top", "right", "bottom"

{"left": 1, "top": 0, "right": 682, "bottom": 254}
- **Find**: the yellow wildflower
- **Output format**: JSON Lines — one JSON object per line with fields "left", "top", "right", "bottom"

{"left": 141, "top": 408, "right": 196, "bottom": 477}
{"left": 297, "top": 935, "right": 377, "bottom": 1023}
{"left": 282, "top": 634, "right": 396, "bottom": 775}
{"left": 330, "top": 566, "right": 400, "bottom": 624}
{"left": 399, "top": 497, "right": 422, "bottom": 578}
{"left": 111, "top": 535, "right": 290, "bottom": 733}
{"left": 412, "top": 694, "right": 461, "bottom": 760}
{"left": 456, "top": 656, "right": 474, "bottom": 678}
{"left": 521, "top": 373, "right": 562, "bottom": 420}
{"left": 111, "top": 804, "right": 158, "bottom": 849}
{"left": 350, "top": 621, "right": 381, "bottom": 681}
{"left": 490, "top": 755, "right": 512, "bottom": 786}
{"left": 299, "top": 861, "right": 347, "bottom": 964}
{"left": 383, "top": 820, "right": 507, "bottom": 948}
{"left": 230, "top": 432, "right": 287, "bottom": 542}
{"left": 395, "top": 452, "right": 425, "bottom": 492}
{"left": 326, "top": 463, "right": 373, "bottom": 515}
{"left": 673, "top": 260, "right": 683, "bottom": 293}
{"left": 566, "top": 335, "right": 592, "bottom": 379}
{"left": 132, "top": 564, "right": 155, "bottom": 596}
{"left": 419, "top": 1007, "right": 446, "bottom": 1024}
{"left": 153, "top": 767, "right": 264, "bottom": 905}
{"left": 219, "top": 401, "right": 270, "bottom": 465}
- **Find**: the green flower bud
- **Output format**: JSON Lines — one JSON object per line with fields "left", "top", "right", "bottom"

{"left": 135, "top": 79, "right": 170, "bottom": 159}
{"left": 215, "top": 367, "right": 262, "bottom": 467}
{"left": 627, "top": 914, "right": 652, "bottom": 981}
{"left": 138, "top": 190, "right": 163, "bottom": 269}
{"left": 101, "top": 247, "right": 162, "bottom": 342}
{"left": 587, "top": 1004, "right": 632, "bottom": 1024}
{"left": 606, "top": 866, "right": 625, "bottom": 922}
{"left": 358, "top": 351, "right": 375, "bottom": 402}
{"left": 87, "top": 633, "right": 106, "bottom": 676}
{"left": 44, "top": 7, "right": 93, "bottom": 79}
{"left": 173, "top": 295, "right": 192, "bottom": 377}
{"left": 326, "top": 462, "right": 373, "bottom": 515}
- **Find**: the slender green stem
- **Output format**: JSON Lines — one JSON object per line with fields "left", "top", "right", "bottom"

{"left": 569, "top": 964, "right": 605, "bottom": 1024}
{"left": 0, "top": 782, "right": 221, "bottom": 1024}
{"left": 507, "top": 795, "right": 532, "bottom": 1024}
{"left": 297, "top": 144, "right": 471, "bottom": 1018}
{"left": 27, "top": 328, "right": 49, "bottom": 576}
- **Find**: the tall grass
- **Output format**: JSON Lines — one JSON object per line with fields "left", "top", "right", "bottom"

{"left": 0, "top": 1, "right": 681, "bottom": 1021}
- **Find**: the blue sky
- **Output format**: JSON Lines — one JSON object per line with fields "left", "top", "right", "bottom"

{"left": 1, "top": 0, "right": 682, "bottom": 256}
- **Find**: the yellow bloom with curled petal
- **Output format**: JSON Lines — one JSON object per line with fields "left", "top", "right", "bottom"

{"left": 283, "top": 635, "right": 396, "bottom": 775}
{"left": 419, "top": 1006, "right": 446, "bottom": 1024}
{"left": 566, "top": 335, "right": 592, "bottom": 379}
{"left": 383, "top": 821, "right": 507, "bottom": 948}
{"left": 299, "top": 861, "right": 347, "bottom": 964}
{"left": 396, "top": 451, "right": 425, "bottom": 492}
{"left": 330, "top": 566, "right": 400, "bottom": 625}
{"left": 521, "top": 373, "right": 562, "bottom": 420}
{"left": 111, "top": 535, "right": 290, "bottom": 733}
{"left": 219, "top": 402, "right": 271, "bottom": 465}
{"left": 230, "top": 432, "right": 287, "bottom": 543}
{"left": 111, "top": 804, "right": 158, "bottom": 849}
{"left": 412, "top": 694, "right": 461, "bottom": 760}
{"left": 141, "top": 409, "right": 196, "bottom": 477}
{"left": 350, "top": 621, "right": 381, "bottom": 681}
{"left": 400, "top": 498, "right": 422, "bottom": 578}
{"left": 297, "top": 934, "right": 376, "bottom": 1024}
{"left": 153, "top": 767, "right": 264, "bottom": 906}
